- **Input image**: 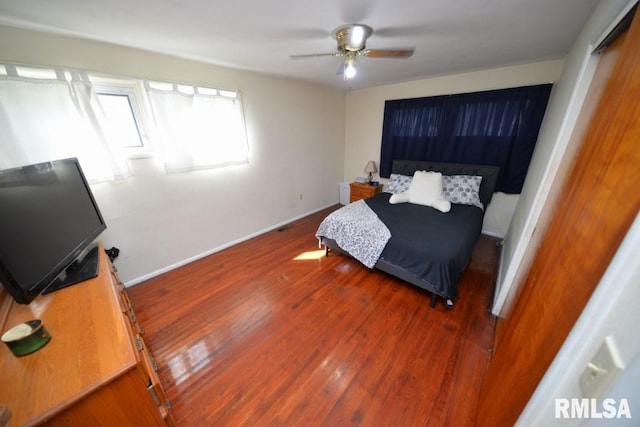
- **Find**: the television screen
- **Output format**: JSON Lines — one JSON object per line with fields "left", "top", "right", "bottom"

{"left": 0, "top": 158, "right": 107, "bottom": 304}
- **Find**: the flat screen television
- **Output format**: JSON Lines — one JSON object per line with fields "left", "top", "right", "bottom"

{"left": 0, "top": 158, "right": 107, "bottom": 304}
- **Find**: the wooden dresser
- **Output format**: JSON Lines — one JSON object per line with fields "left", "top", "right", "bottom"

{"left": 349, "top": 182, "right": 382, "bottom": 202}
{"left": 0, "top": 243, "right": 175, "bottom": 427}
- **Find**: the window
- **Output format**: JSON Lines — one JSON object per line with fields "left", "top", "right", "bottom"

{"left": 144, "top": 80, "right": 249, "bottom": 173}
{"left": 91, "top": 77, "right": 151, "bottom": 158}
{"left": 1, "top": 62, "right": 248, "bottom": 177}
{"left": 96, "top": 92, "right": 143, "bottom": 148}
{"left": 0, "top": 64, "right": 132, "bottom": 182}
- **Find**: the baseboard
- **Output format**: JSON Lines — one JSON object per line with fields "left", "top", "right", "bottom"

{"left": 481, "top": 229, "right": 505, "bottom": 239}
{"left": 124, "top": 202, "right": 337, "bottom": 287}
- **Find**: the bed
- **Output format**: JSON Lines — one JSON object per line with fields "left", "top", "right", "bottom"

{"left": 316, "top": 160, "right": 500, "bottom": 309}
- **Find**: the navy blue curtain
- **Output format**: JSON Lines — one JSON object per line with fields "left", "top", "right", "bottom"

{"left": 380, "top": 84, "right": 552, "bottom": 193}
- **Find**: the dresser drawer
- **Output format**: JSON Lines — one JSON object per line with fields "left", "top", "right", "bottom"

{"left": 349, "top": 182, "right": 382, "bottom": 202}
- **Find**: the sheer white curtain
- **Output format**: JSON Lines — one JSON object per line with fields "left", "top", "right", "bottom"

{"left": 144, "top": 81, "right": 249, "bottom": 173}
{"left": 0, "top": 64, "right": 131, "bottom": 182}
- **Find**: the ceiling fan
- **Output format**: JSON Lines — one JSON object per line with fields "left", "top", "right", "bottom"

{"left": 290, "top": 24, "right": 414, "bottom": 80}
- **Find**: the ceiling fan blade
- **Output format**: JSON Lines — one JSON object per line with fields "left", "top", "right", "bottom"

{"left": 289, "top": 52, "right": 342, "bottom": 59}
{"left": 362, "top": 49, "right": 414, "bottom": 58}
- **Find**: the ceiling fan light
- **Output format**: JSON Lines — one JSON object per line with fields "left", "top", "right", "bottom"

{"left": 344, "top": 62, "right": 357, "bottom": 79}
{"left": 344, "top": 55, "right": 357, "bottom": 79}
{"left": 293, "top": 24, "right": 411, "bottom": 81}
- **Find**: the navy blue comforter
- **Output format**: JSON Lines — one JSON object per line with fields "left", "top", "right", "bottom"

{"left": 365, "top": 192, "right": 484, "bottom": 300}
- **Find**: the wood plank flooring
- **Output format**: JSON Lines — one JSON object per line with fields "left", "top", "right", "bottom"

{"left": 127, "top": 205, "right": 500, "bottom": 426}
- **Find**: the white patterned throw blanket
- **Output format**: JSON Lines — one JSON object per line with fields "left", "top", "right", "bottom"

{"left": 316, "top": 200, "right": 391, "bottom": 268}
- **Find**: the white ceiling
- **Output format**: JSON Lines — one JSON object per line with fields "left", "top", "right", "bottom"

{"left": 0, "top": 0, "right": 598, "bottom": 90}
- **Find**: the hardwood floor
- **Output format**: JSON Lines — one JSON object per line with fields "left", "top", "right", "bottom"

{"left": 127, "top": 206, "right": 500, "bottom": 426}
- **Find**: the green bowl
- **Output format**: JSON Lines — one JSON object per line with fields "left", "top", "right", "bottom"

{"left": 2, "top": 319, "right": 51, "bottom": 357}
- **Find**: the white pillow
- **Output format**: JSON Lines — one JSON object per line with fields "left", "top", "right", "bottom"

{"left": 389, "top": 190, "right": 411, "bottom": 204}
{"left": 408, "top": 171, "right": 451, "bottom": 213}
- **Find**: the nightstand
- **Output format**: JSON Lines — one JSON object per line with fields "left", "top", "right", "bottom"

{"left": 349, "top": 182, "right": 382, "bottom": 203}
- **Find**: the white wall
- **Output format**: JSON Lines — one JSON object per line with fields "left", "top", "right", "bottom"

{"left": 0, "top": 25, "right": 346, "bottom": 285}
{"left": 344, "top": 61, "right": 564, "bottom": 237}
{"left": 493, "top": 0, "right": 635, "bottom": 316}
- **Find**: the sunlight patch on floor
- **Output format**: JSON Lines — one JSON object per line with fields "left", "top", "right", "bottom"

{"left": 293, "top": 250, "right": 326, "bottom": 260}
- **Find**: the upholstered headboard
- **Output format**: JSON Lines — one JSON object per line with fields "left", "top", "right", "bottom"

{"left": 391, "top": 160, "right": 500, "bottom": 207}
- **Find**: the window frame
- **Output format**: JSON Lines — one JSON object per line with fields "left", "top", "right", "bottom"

{"left": 91, "top": 75, "right": 153, "bottom": 158}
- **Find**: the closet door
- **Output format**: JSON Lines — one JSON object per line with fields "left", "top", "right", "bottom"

{"left": 476, "top": 9, "right": 640, "bottom": 427}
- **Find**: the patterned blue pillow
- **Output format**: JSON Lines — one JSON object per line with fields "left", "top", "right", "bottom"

{"left": 384, "top": 174, "right": 412, "bottom": 194}
{"left": 442, "top": 175, "right": 484, "bottom": 210}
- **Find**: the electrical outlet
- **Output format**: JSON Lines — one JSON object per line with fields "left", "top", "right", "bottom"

{"left": 579, "top": 336, "right": 624, "bottom": 398}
